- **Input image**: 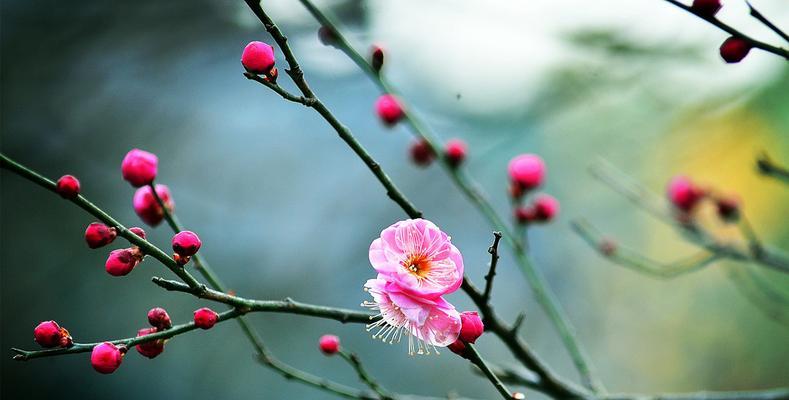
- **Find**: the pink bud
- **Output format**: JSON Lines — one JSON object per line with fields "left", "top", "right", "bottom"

{"left": 715, "top": 195, "right": 740, "bottom": 221}
{"left": 105, "top": 248, "right": 140, "bottom": 277}
{"left": 720, "top": 37, "right": 751, "bottom": 63}
{"left": 133, "top": 184, "right": 174, "bottom": 226}
{"left": 172, "top": 231, "right": 202, "bottom": 257}
{"left": 194, "top": 307, "right": 218, "bottom": 329}
{"left": 371, "top": 44, "right": 384, "bottom": 73}
{"left": 147, "top": 307, "right": 172, "bottom": 330}
{"left": 667, "top": 176, "right": 703, "bottom": 212}
{"left": 447, "top": 339, "right": 467, "bottom": 357}
{"left": 532, "top": 194, "right": 560, "bottom": 222}
{"left": 135, "top": 328, "right": 165, "bottom": 359}
{"left": 121, "top": 149, "right": 158, "bottom": 187}
{"left": 318, "top": 26, "right": 338, "bottom": 46}
{"left": 56, "top": 175, "right": 80, "bottom": 199}
{"left": 375, "top": 94, "right": 404, "bottom": 126}
{"left": 128, "top": 226, "right": 147, "bottom": 240}
{"left": 91, "top": 342, "right": 124, "bottom": 374}
{"left": 409, "top": 138, "right": 435, "bottom": 167}
{"left": 508, "top": 154, "right": 545, "bottom": 191}
{"left": 241, "top": 41, "right": 276, "bottom": 75}
{"left": 84, "top": 223, "right": 117, "bottom": 249}
{"left": 691, "top": 0, "right": 721, "bottom": 16}
{"left": 34, "top": 321, "right": 68, "bottom": 348}
{"left": 514, "top": 206, "right": 536, "bottom": 224}
{"left": 458, "top": 311, "right": 484, "bottom": 344}
{"left": 318, "top": 334, "right": 340, "bottom": 355}
{"left": 445, "top": 139, "right": 468, "bottom": 167}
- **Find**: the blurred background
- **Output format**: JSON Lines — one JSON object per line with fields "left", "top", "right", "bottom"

{"left": 2, "top": 0, "right": 788, "bottom": 398}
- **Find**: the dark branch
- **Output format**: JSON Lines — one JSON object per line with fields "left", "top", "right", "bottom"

{"left": 482, "top": 231, "right": 503, "bottom": 301}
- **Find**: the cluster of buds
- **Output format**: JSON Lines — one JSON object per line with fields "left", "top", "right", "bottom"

{"left": 687, "top": 0, "right": 753, "bottom": 63}
{"left": 666, "top": 175, "right": 741, "bottom": 223}
{"left": 508, "top": 154, "right": 560, "bottom": 224}
{"left": 33, "top": 320, "right": 73, "bottom": 349}
{"left": 135, "top": 307, "right": 172, "bottom": 359}
{"left": 171, "top": 230, "right": 202, "bottom": 265}
{"left": 242, "top": 41, "right": 277, "bottom": 82}
{"left": 447, "top": 311, "right": 484, "bottom": 358}
{"left": 318, "top": 334, "right": 341, "bottom": 355}
{"left": 104, "top": 227, "right": 147, "bottom": 276}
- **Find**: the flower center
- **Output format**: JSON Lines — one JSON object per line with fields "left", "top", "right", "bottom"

{"left": 402, "top": 253, "right": 431, "bottom": 278}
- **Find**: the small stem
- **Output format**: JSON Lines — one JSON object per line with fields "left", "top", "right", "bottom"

{"left": 339, "top": 351, "right": 392, "bottom": 400}
{"left": 745, "top": 1, "right": 789, "bottom": 43}
{"left": 757, "top": 153, "right": 789, "bottom": 183}
{"left": 482, "top": 231, "right": 503, "bottom": 301}
{"left": 464, "top": 343, "right": 514, "bottom": 399}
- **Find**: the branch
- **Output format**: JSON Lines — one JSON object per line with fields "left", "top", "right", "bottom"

{"left": 464, "top": 343, "right": 514, "bottom": 400}
{"left": 745, "top": 1, "right": 789, "bottom": 43}
{"left": 757, "top": 153, "right": 789, "bottom": 184}
{"left": 482, "top": 231, "right": 503, "bottom": 301}
{"left": 571, "top": 219, "right": 721, "bottom": 279}
{"left": 661, "top": 0, "right": 789, "bottom": 60}
{"left": 243, "top": 72, "right": 316, "bottom": 106}
{"left": 295, "top": 0, "right": 603, "bottom": 392}
{"left": 603, "top": 387, "right": 789, "bottom": 400}
{"left": 339, "top": 351, "right": 393, "bottom": 400}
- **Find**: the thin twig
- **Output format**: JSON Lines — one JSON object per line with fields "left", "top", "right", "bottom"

{"left": 745, "top": 1, "right": 789, "bottom": 43}
{"left": 661, "top": 0, "right": 789, "bottom": 60}
{"left": 464, "top": 343, "right": 514, "bottom": 399}
{"left": 482, "top": 231, "right": 503, "bottom": 301}
{"left": 340, "top": 351, "right": 393, "bottom": 400}
{"left": 757, "top": 153, "right": 789, "bottom": 184}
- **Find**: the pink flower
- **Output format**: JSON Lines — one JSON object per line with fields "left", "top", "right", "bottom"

{"left": 363, "top": 278, "right": 461, "bottom": 355}
{"left": 84, "top": 222, "right": 117, "bottom": 249}
{"left": 105, "top": 248, "right": 140, "bottom": 276}
{"left": 369, "top": 219, "right": 464, "bottom": 299}
{"left": 532, "top": 194, "right": 560, "bottom": 222}
{"left": 56, "top": 175, "right": 80, "bottom": 199}
{"left": 444, "top": 139, "right": 467, "bottom": 167}
{"left": 172, "top": 231, "right": 202, "bottom": 257}
{"left": 133, "top": 184, "right": 174, "bottom": 226}
{"left": 135, "top": 327, "right": 165, "bottom": 359}
{"left": 318, "top": 334, "right": 340, "bottom": 355}
{"left": 194, "top": 307, "right": 218, "bottom": 329}
{"left": 508, "top": 154, "right": 545, "bottom": 191}
{"left": 667, "top": 176, "right": 703, "bottom": 212}
{"left": 34, "top": 321, "right": 71, "bottom": 348}
{"left": 121, "top": 149, "right": 158, "bottom": 187}
{"left": 91, "top": 342, "right": 124, "bottom": 374}
{"left": 457, "top": 311, "right": 484, "bottom": 344}
{"left": 375, "top": 94, "right": 404, "bottom": 126}
{"left": 241, "top": 41, "right": 276, "bottom": 74}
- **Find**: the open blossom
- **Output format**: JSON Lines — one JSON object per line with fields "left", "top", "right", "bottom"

{"left": 369, "top": 219, "right": 464, "bottom": 299}
{"left": 363, "top": 278, "right": 461, "bottom": 355}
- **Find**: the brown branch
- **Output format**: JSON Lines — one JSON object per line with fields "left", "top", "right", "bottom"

{"left": 483, "top": 231, "right": 503, "bottom": 301}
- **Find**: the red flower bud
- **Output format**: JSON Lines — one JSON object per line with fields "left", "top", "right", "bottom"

{"left": 532, "top": 194, "right": 560, "bottom": 222}
{"left": 34, "top": 321, "right": 69, "bottom": 348}
{"left": 147, "top": 307, "right": 172, "bottom": 330}
{"left": 194, "top": 307, "right": 218, "bottom": 329}
{"left": 135, "top": 328, "right": 165, "bottom": 359}
{"left": 133, "top": 184, "right": 174, "bottom": 226}
{"left": 514, "top": 206, "right": 536, "bottom": 224}
{"left": 447, "top": 339, "right": 467, "bottom": 357}
{"left": 371, "top": 44, "right": 384, "bottom": 73}
{"left": 409, "top": 138, "right": 435, "bottom": 167}
{"left": 318, "top": 26, "right": 338, "bottom": 46}
{"left": 105, "top": 248, "right": 140, "bottom": 277}
{"left": 691, "top": 0, "right": 721, "bottom": 16}
{"left": 121, "top": 149, "right": 158, "bottom": 187}
{"left": 458, "top": 311, "right": 484, "bottom": 344}
{"left": 55, "top": 175, "right": 80, "bottom": 199}
{"left": 445, "top": 139, "right": 468, "bottom": 168}
{"left": 172, "top": 231, "right": 202, "bottom": 257}
{"left": 720, "top": 37, "right": 751, "bottom": 63}
{"left": 508, "top": 154, "right": 545, "bottom": 191}
{"left": 128, "top": 226, "right": 147, "bottom": 240}
{"left": 241, "top": 41, "right": 276, "bottom": 75}
{"left": 91, "top": 342, "right": 124, "bottom": 374}
{"left": 375, "top": 94, "right": 404, "bottom": 126}
{"left": 318, "top": 334, "right": 340, "bottom": 355}
{"left": 667, "top": 176, "right": 704, "bottom": 212}
{"left": 85, "top": 223, "right": 117, "bottom": 249}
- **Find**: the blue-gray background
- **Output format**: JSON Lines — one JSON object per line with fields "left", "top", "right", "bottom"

{"left": 2, "top": 0, "right": 788, "bottom": 399}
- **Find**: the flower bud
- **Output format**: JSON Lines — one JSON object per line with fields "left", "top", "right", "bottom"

{"left": 667, "top": 176, "right": 703, "bottom": 212}
{"left": 147, "top": 307, "right": 172, "bottom": 330}
{"left": 105, "top": 248, "right": 140, "bottom": 276}
{"left": 318, "top": 26, "right": 338, "bottom": 46}
{"left": 458, "top": 311, "right": 484, "bottom": 344}
{"left": 172, "top": 231, "right": 202, "bottom": 257}
{"left": 128, "top": 226, "right": 147, "bottom": 240}
{"left": 84, "top": 223, "right": 117, "bottom": 249}
{"left": 375, "top": 94, "right": 404, "bottom": 126}
{"left": 508, "top": 154, "right": 545, "bottom": 191}
{"left": 135, "top": 328, "right": 165, "bottom": 359}
{"left": 91, "top": 342, "right": 124, "bottom": 374}
{"left": 121, "top": 149, "right": 158, "bottom": 187}
{"left": 720, "top": 37, "right": 751, "bottom": 63}
{"left": 514, "top": 206, "right": 536, "bottom": 224}
{"left": 318, "top": 334, "right": 340, "bottom": 355}
{"left": 371, "top": 44, "right": 384, "bottom": 73}
{"left": 56, "top": 175, "right": 80, "bottom": 199}
{"left": 715, "top": 195, "right": 740, "bottom": 222}
{"left": 447, "top": 339, "right": 467, "bottom": 358}
{"left": 194, "top": 307, "right": 218, "bottom": 329}
{"left": 241, "top": 41, "right": 276, "bottom": 75}
{"left": 599, "top": 238, "right": 617, "bottom": 256}
{"left": 532, "top": 194, "right": 560, "bottom": 222}
{"left": 445, "top": 139, "right": 467, "bottom": 168}
{"left": 34, "top": 321, "right": 70, "bottom": 348}
{"left": 133, "top": 184, "right": 174, "bottom": 226}
{"left": 691, "top": 0, "right": 721, "bottom": 16}
{"left": 409, "top": 138, "right": 435, "bottom": 167}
